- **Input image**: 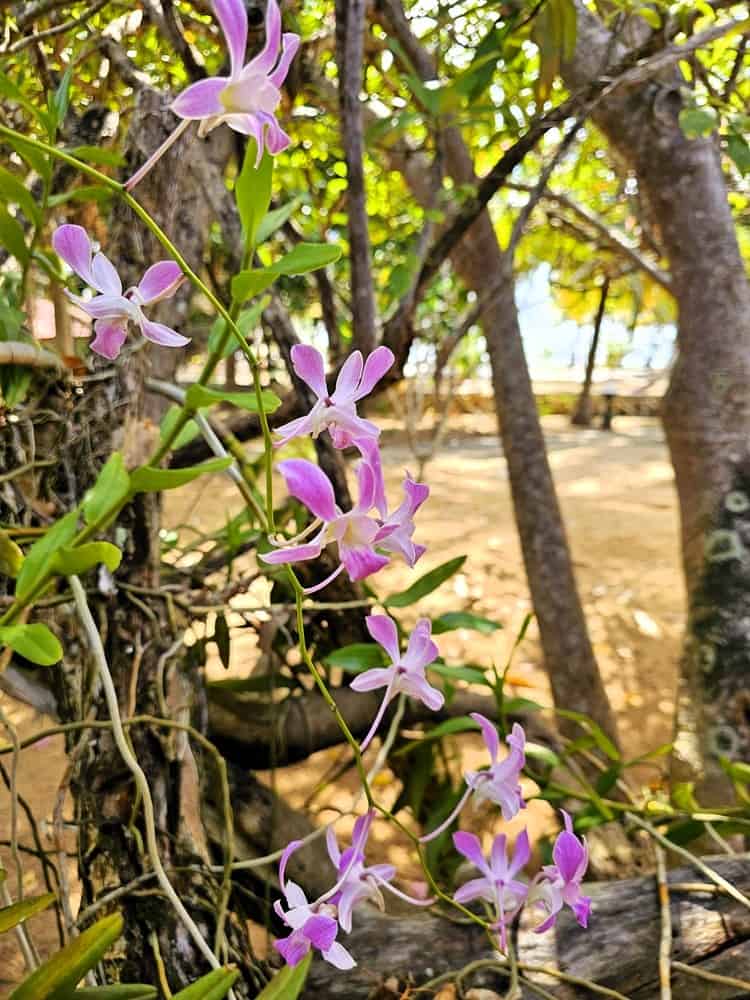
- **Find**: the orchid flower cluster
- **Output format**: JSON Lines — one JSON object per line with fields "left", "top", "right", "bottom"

{"left": 47, "top": 0, "right": 592, "bottom": 976}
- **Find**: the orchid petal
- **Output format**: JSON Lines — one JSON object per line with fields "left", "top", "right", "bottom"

{"left": 274, "top": 413, "right": 315, "bottom": 447}
{"left": 278, "top": 458, "right": 337, "bottom": 521}
{"left": 340, "top": 543, "right": 389, "bottom": 581}
{"left": 402, "top": 618, "right": 438, "bottom": 671}
{"left": 356, "top": 437, "right": 387, "bottom": 517}
{"left": 489, "top": 833, "right": 509, "bottom": 878}
{"left": 365, "top": 615, "right": 400, "bottom": 663}
{"left": 52, "top": 225, "right": 95, "bottom": 286}
{"left": 269, "top": 32, "right": 301, "bottom": 87}
{"left": 352, "top": 346, "right": 395, "bottom": 401}
{"left": 303, "top": 913, "right": 337, "bottom": 952}
{"left": 401, "top": 674, "right": 444, "bottom": 711}
{"left": 274, "top": 931, "right": 310, "bottom": 967}
{"left": 325, "top": 827, "right": 341, "bottom": 869}
{"left": 257, "top": 111, "right": 291, "bottom": 156}
{"left": 78, "top": 295, "right": 132, "bottom": 320}
{"left": 331, "top": 350, "right": 364, "bottom": 404}
{"left": 350, "top": 667, "right": 395, "bottom": 693}
{"left": 454, "top": 877, "right": 493, "bottom": 905}
{"left": 90, "top": 320, "right": 128, "bottom": 360}
{"left": 553, "top": 830, "right": 586, "bottom": 884}
{"left": 509, "top": 829, "right": 531, "bottom": 876}
{"left": 322, "top": 940, "right": 356, "bottom": 970}
{"left": 244, "top": 0, "right": 281, "bottom": 76}
{"left": 260, "top": 540, "right": 324, "bottom": 565}
{"left": 137, "top": 261, "right": 183, "bottom": 304}
{"left": 91, "top": 252, "right": 122, "bottom": 295}
{"left": 291, "top": 344, "right": 328, "bottom": 398}
{"left": 279, "top": 839, "right": 302, "bottom": 891}
{"left": 213, "top": 0, "right": 247, "bottom": 79}
{"left": 470, "top": 712, "right": 500, "bottom": 763}
{"left": 453, "top": 831, "right": 489, "bottom": 874}
{"left": 171, "top": 76, "right": 228, "bottom": 119}
{"left": 140, "top": 316, "right": 191, "bottom": 348}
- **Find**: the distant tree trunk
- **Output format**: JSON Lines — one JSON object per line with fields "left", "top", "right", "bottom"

{"left": 563, "top": 4, "right": 750, "bottom": 799}
{"left": 376, "top": 0, "right": 619, "bottom": 746}
{"left": 572, "top": 278, "right": 609, "bottom": 427}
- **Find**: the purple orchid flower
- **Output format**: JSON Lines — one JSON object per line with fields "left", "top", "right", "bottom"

{"left": 452, "top": 829, "right": 530, "bottom": 951}
{"left": 529, "top": 810, "right": 591, "bottom": 932}
{"left": 274, "top": 344, "right": 395, "bottom": 450}
{"left": 274, "top": 842, "right": 355, "bottom": 970}
{"left": 52, "top": 225, "right": 188, "bottom": 360}
{"left": 260, "top": 457, "right": 389, "bottom": 592}
{"left": 421, "top": 714, "right": 526, "bottom": 843}
{"left": 324, "top": 811, "right": 434, "bottom": 931}
{"left": 126, "top": 0, "right": 299, "bottom": 189}
{"left": 374, "top": 474, "right": 429, "bottom": 566}
{"left": 351, "top": 615, "right": 443, "bottom": 752}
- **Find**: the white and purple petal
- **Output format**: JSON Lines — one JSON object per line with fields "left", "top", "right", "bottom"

{"left": 365, "top": 614, "right": 400, "bottom": 663}
{"left": 213, "top": 0, "right": 248, "bottom": 79}
{"left": 136, "top": 261, "right": 183, "bottom": 304}
{"left": 277, "top": 458, "right": 337, "bottom": 521}
{"left": 171, "top": 76, "right": 228, "bottom": 119}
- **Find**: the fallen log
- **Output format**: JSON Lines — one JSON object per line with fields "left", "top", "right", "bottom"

{"left": 301, "top": 854, "right": 750, "bottom": 998}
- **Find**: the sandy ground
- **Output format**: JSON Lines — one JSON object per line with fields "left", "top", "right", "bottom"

{"left": 0, "top": 414, "right": 684, "bottom": 986}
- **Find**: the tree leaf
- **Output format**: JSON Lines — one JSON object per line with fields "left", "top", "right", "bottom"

{"left": 10, "top": 913, "right": 124, "bottom": 1000}
{"left": 185, "top": 384, "right": 281, "bottom": 414}
{"left": 172, "top": 968, "right": 240, "bottom": 1000}
{"left": 236, "top": 140, "right": 273, "bottom": 252}
{"left": 324, "top": 643, "right": 388, "bottom": 672}
{"left": 679, "top": 107, "right": 718, "bottom": 138}
{"left": 384, "top": 555, "right": 467, "bottom": 608}
{"left": 15, "top": 510, "right": 79, "bottom": 601}
{"left": 83, "top": 453, "right": 130, "bottom": 527}
{"left": 255, "top": 953, "right": 312, "bottom": 999}
{"left": 727, "top": 132, "right": 750, "bottom": 175}
{"left": 51, "top": 542, "right": 122, "bottom": 577}
{"left": 129, "top": 457, "right": 232, "bottom": 493}
{"left": 0, "top": 892, "right": 55, "bottom": 933}
{"left": 0, "top": 624, "right": 62, "bottom": 665}
{"left": 431, "top": 611, "right": 503, "bottom": 635}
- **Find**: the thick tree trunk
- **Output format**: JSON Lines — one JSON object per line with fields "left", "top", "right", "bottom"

{"left": 376, "top": 0, "right": 618, "bottom": 746}
{"left": 562, "top": 4, "right": 750, "bottom": 798}
{"left": 302, "top": 854, "right": 750, "bottom": 999}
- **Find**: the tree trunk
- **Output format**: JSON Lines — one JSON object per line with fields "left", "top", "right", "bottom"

{"left": 375, "top": 0, "right": 618, "bottom": 746}
{"left": 562, "top": 3, "right": 750, "bottom": 799}
{"left": 571, "top": 279, "right": 609, "bottom": 427}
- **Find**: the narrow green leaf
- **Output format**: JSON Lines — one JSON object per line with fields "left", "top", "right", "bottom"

{"left": 0, "top": 166, "right": 41, "bottom": 226}
{"left": 207, "top": 298, "right": 269, "bottom": 358}
{"left": 398, "top": 716, "right": 478, "bottom": 753}
{"left": 427, "top": 661, "right": 491, "bottom": 686}
{"left": 185, "top": 384, "right": 281, "bottom": 414}
{"left": 727, "top": 132, "right": 750, "bottom": 175}
{"left": 384, "top": 555, "right": 467, "bottom": 608}
{"left": 172, "top": 968, "right": 240, "bottom": 1000}
{"left": 255, "top": 953, "right": 311, "bottom": 999}
{"left": 231, "top": 269, "right": 276, "bottom": 302}
{"left": 4, "top": 133, "right": 52, "bottom": 180}
{"left": 0, "top": 529, "right": 24, "bottom": 578}
{"left": 431, "top": 611, "right": 503, "bottom": 635}
{"left": 129, "top": 457, "right": 232, "bottom": 493}
{"left": 52, "top": 542, "right": 122, "bottom": 577}
{"left": 324, "top": 642, "right": 388, "bottom": 672}
{"left": 15, "top": 510, "right": 79, "bottom": 601}
{"left": 47, "top": 186, "right": 114, "bottom": 207}
{"left": 0, "top": 207, "right": 29, "bottom": 265}
{"left": 159, "top": 405, "right": 200, "bottom": 451}
{"left": 232, "top": 243, "right": 342, "bottom": 304}
{"left": 236, "top": 140, "right": 273, "bottom": 251}
{"left": 213, "top": 612, "right": 231, "bottom": 670}
{"left": 525, "top": 742, "right": 560, "bottom": 768}
{"left": 0, "top": 624, "right": 62, "bottom": 666}
{"left": 11, "top": 913, "right": 123, "bottom": 1000}
{"left": 71, "top": 988, "right": 157, "bottom": 1000}
{"left": 83, "top": 453, "right": 130, "bottom": 527}
{"left": 256, "top": 196, "right": 302, "bottom": 245}
{"left": 70, "top": 146, "right": 126, "bottom": 167}
{"left": 556, "top": 709, "right": 620, "bottom": 760}
{"left": 49, "top": 65, "right": 73, "bottom": 135}
{"left": 0, "top": 892, "right": 55, "bottom": 933}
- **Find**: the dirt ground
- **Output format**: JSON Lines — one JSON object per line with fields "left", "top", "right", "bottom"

{"left": 0, "top": 414, "right": 684, "bottom": 987}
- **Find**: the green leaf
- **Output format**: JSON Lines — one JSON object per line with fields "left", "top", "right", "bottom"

{"left": 679, "top": 107, "right": 718, "bottom": 138}
{"left": 71, "top": 988, "right": 157, "bottom": 1000}
{"left": 0, "top": 166, "right": 41, "bottom": 226}
{"left": 0, "top": 529, "right": 24, "bottom": 578}
{"left": 213, "top": 613, "right": 231, "bottom": 670}
{"left": 83, "top": 453, "right": 130, "bottom": 527}
{"left": 129, "top": 457, "right": 232, "bottom": 493}
{"left": 431, "top": 611, "right": 503, "bottom": 635}
{"left": 525, "top": 742, "right": 560, "bottom": 768}
{"left": 672, "top": 781, "right": 699, "bottom": 812}
{"left": 556, "top": 709, "right": 620, "bottom": 761}
{"left": 256, "top": 953, "right": 311, "bottom": 999}
{"left": 0, "top": 207, "right": 29, "bottom": 265}
{"left": 15, "top": 511, "right": 79, "bottom": 601}
{"left": 0, "top": 624, "right": 62, "bottom": 665}
{"left": 236, "top": 140, "right": 273, "bottom": 252}
{"left": 49, "top": 65, "right": 73, "bottom": 136}
{"left": 0, "top": 892, "right": 55, "bottom": 933}
{"left": 232, "top": 243, "right": 342, "bottom": 304}
{"left": 636, "top": 6, "right": 662, "bottom": 29}
{"left": 719, "top": 754, "right": 750, "bottom": 785}
{"left": 397, "top": 716, "right": 478, "bottom": 754}
{"left": 256, "top": 196, "right": 303, "bottom": 245}
{"left": 48, "top": 186, "right": 114, "bottom": 207}
{"left": 185, "top": 384, "right": 282, "bottom": 414}
{"left": 51, "top": 542, "right": 122, "bottom": 577}
{"left": 324, "top": 642, "right": 388, "bottom": 672}
{"left": 11, "top": 913, "right": 123, "bottom": 1000}
{"left": 172, "top": 968, "right": 240, "bottom": 1000}
{"left": 384, "top": 555, "right": 467, "bottom": 608}
{"left": 427, "top": 661, "right": 491, "bottom": 686}
{"left": 159, "top": 406, "right": 200, "bottom": 451}
{"left": 4, "top": 133, "right": 52, "bottom": 181}
{"left": 503, "top": 696, "right": 545, "bottom": 714}
{"left": 727, "top": 132, "right": 750, "bottom": 175}
{"left": 207, "top": 298, "right": 269, "bottom": 358}
{"left": 70, "top": 146, "right": 126, "bottom": 168}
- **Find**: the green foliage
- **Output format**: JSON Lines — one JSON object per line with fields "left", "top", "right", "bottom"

{"left": 231, "top": 243, "right": 342, "bottom": 303}
{"left": 384, "top": 555, "right": 467, "bottom": 608}
{"left": 15, "top": 511, "right": 79, "bottom": 601}
{"left": 128, "top": 457, "right": 233, "bottom": 493}
{"left": 255, "top": 954, "right": 311, "bottom": 1000}
{"left": 171, "top": 968, "right": 240, "bottom": 1000}
{"left": 235, "top": 140, "right": 274, "bottom": 252}
{"left": 0, "top": 892, "right": 55, "bottom": 933}
{"left": 0, "top": 623, "right": 62, "bottom": 665}
{"left": 184, "top": 385, "right": 282, "bottom": 414}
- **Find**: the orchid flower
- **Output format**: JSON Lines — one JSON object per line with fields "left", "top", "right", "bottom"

{"left": 324, "top": 811, "right": 434, "bottom": 932}
{"left": 274, "top": 842, "right": 355, "bottom": 970}
{"left": 260, "top": 458, "right": 389, "bottom": 592}
{"left": 274, "top": 344, "right": 395, "bottom": 450}
{"left": 52, "top": 225, "right": 188, "bottom": 360}
{"left": 126, "top": 0, "right": 299, "bottom": 189}
{"left": 374, "top": 474, "right": 429, "bottom": 567}
{"left": 529, "top": 811, "right": 591, "bottom": 932}
{"left": 351, "top": 616, "right": 443, "bottom": 752}
{"left": 421, "top": 714, "right": 526, "bottom": 842}
{"left": 452, "top": 829, "right": 530, "bottom": 951}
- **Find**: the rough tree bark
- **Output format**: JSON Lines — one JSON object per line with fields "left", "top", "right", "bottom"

{"left": 571, "top": 278, "right": 610, "bottom": 427}
{"left": 562, "top": 4, "right": 750, "bottom": 800}
{"left": 375, "top": 0, "right": 619, "bottom": 747}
